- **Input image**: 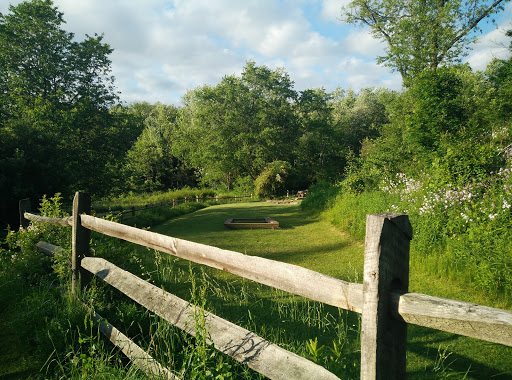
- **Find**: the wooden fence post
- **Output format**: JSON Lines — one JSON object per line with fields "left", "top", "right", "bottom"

{"left": 196, "top": 195, "right": 199, "bottom": 203}
{"left": 131, "top": 206, "right": 135, "bottom": 217}
{"left": 19, "top": 198, "right": 31, "bottom": 229}
{"left": 361, "top": 213, "right": 412, "bottom": 380}
{"left": 216, "top": 195, "right": 219, "bottom": 202}
{"left": 72, "top": 192, "right": 91, "bottom": 295}
{"left": 173, "top": 199, "right": 176, "bottom": 207}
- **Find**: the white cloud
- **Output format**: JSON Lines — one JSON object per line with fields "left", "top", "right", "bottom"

{"left": 3, "top": 0, "right": 509, "bottom": 104}
{"left": 343, "top": 29, "right": 385, "bottom": 57}
{"left": 466, "top": 26, "right": 512, "bottom": 70}
{"left": 321, "top": 0, "right": 350, "bottom": 22}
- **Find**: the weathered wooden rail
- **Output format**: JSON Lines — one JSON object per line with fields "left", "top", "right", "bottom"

{"left": 20, "top": 192, "right": 512, "bottom": 379}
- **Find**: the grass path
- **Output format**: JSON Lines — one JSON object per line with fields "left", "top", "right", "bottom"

{"left": 146, "top": 201, "right": 512, "bottom": 379}
{"left": 152, "top": 201, "right": 364, "bottom": 281}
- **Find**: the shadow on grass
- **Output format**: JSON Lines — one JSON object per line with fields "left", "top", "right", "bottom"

{"left": 405, "top": 325, "right": 512, "bottom": 379}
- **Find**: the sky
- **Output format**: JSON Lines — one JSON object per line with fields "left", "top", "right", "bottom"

{"left": 2, "top": 0, "right": 512, "bottom": 105}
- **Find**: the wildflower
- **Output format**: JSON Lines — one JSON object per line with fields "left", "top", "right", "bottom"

{"left": 489, "top": 214, "right": 498, "bottom": 220}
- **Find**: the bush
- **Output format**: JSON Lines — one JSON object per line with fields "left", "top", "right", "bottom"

{"left": 254, "top": 161, "right": 291, "bottom": 199}
{"left": 300, "top": 182, "right": 342, "bottom": 212}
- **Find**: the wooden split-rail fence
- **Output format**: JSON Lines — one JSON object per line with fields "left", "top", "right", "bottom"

{"left": 94, "top": 194, "right": 254, "bottom": 222}
{"left": 19, "top": 192, "right": 512, "bottom": 379}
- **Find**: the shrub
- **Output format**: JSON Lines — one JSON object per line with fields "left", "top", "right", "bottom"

{"left": 254, "top": 161, "right": 291, "bottom": 199}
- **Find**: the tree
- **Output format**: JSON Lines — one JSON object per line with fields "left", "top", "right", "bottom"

{"left": 486, "top": 30, "right": 512, "bottom": 133}
{"left": 332, "top": 87, "right": 390, "bottom": 153}
{"left": 342, "top": 0, "right": 510, "bottom": 85}
{"left": 124, "top": 103, "right": 196, "bottom": 192}
{"left": 175, "top": 62, "right": 299, "bottom": 190}
{"left": 0, "top": 0, "right": 127, "bottom": 227}
{"left": 0, "top": 0, "right": 117, "bottom": 115}
{"left": 295, "top": 88, "right": 344, "bottom": 184}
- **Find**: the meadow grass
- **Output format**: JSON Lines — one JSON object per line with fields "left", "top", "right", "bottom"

{"left": 2, "top": 200, "right": 512, "bottom": 378}
{"left": 120, "top": 201, "right": 512, "bottom": 379}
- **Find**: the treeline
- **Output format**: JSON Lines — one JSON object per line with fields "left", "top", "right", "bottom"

{"left": 2, "top": 0, "right": 512, "bottom": 241}
{"left": 0, "top": 0, "right": 389, "bottom": 229}
{"left": 303, "top": 35, "right": 512, "bottom": 295}
{"left": 122, "top": 67, "right": 388, "bottom": 195}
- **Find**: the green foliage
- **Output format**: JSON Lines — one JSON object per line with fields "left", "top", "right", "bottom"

{"left": 124, "top": 103, "right": 197, "bottom": 192}
{"left": 95, "top": 188, "right": 216, "bottom": 210}
{"left": 3, "top": 194, "right": 71, "bottom": 283}
{"left": 342, "top": 0, "right": 510, "bottom": 85}
{"left": 175, "top": 61, "right": 299, "bottom": 190}
{"left": 0, "top": 0, "right": 140, "bottom": 227}
{"left": 300, "top": 182, "right": 342, "bottom": 212}
{"left": 406, "top": 67, "right": 466, "bottom": 153}
{"left": 254, "top": 160, "right": 291, "bottom": 199}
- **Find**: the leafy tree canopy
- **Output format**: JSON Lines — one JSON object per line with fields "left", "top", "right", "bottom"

{"left": 342, "top": 0, "right": 510, "bottom": 86}
{"left": 0, "top": 0, "right": 132, "bottom": 227}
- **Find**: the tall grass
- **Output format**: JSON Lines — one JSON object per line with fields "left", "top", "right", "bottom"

{"left": 3, "top": 195, "right": 511, "bottom": 378}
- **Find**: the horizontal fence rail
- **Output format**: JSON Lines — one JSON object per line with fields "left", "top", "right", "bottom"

{"left": 24, "top": 212, "right": 72, "bottom": 227}
{"left": 80, "top": 214, "right": 364, "bottom": 313}
{"left": 81, "top": 257, "right": 340, "bottom": 380}
{"left": 30, "top": 212, "right": 512, "bottom": 347}
{"left": 88, "top": 307, "right": 177, "bottom": 380}
{"left": 22, "top": 192, "right": 512, "bottom": 379}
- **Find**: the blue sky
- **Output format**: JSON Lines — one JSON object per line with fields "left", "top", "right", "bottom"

{"left": 2, "top": 0, "right": 512, "bottom": 105}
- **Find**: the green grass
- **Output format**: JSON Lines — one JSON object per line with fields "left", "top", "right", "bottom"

{"left": 141, "top": 202, "right": 512, "bottom": 379}
{"left": 152, "top": 202, "right": 364, "bottom": 280}
{"left": 2, "top": 200, "right": 512, "bottom": 378}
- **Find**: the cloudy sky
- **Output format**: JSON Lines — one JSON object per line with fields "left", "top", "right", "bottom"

{"left": 2, "top": 0, "right": 512, "bottom": 105}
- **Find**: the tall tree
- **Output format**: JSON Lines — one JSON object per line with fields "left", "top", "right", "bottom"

{"left": 175, "top": 62, "right": 298, "bottom": 190}
{"left": 295, "top": 88, "right": 343, "bottom": 184}
{"left": 342, "top": 0, "right": 510, "bottom": 85}
{"left": 0, "top": 0, "right": 127, "bottom": 227}
{"left": 124, "top": 103, "right": 196, "bottom": 192}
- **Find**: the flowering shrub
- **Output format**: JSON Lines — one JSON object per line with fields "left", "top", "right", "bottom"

{"left": 376, "top": 147, "right": 512, "bottom": 294}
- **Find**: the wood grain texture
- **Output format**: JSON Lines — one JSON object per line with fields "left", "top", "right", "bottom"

{"left": 81, "top": 257, "right": 341, "bottom": 380}
{"left": 87, "top": 308, "right": 177, "bottom": 379}
{"left": 361, "top": 213, "right": 411, "bottom": 380}
{"left": 80, "top": 215, "right": 363, "bottom": 312}
{"left": 392, "top": 292, "right": 512, "bottom": 347}
{"left": 24, "top": 212, "right": 72, "bottom": 227}
{"left": 35, "top": 241, "right": 65, "bottom": 257}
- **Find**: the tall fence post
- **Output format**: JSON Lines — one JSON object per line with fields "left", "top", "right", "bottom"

{"left": 19, "top": 198, "right": 31, "bottom": 229}
{"left": 360, "top": 213, "right": 412, "bottom": 380}
{"left": 72, "top": 192, "right": 91, "bottom": 295}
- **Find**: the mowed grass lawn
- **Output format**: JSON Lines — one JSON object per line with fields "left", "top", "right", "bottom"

{"left": 152, "top": 201, "right": 364, "bottom": 281}
{"left": 144, "top": 201, "right": 512, "bottom": 379}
